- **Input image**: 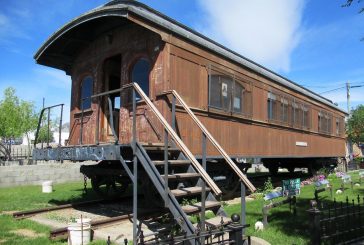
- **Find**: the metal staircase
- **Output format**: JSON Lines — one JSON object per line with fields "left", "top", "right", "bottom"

{"left": 127, "top": 83, "right": 256, "bottom": 244}
{"left": 32, "top": 82, "right": 255, "bottom": 244}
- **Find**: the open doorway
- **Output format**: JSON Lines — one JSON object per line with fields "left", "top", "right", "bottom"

{"left": 101, "top": 54, "right": 121, "bottom": 143}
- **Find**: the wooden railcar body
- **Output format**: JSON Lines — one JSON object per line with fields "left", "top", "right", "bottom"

{"left": 34, "top": 0, "right": 346, "bottom": 170}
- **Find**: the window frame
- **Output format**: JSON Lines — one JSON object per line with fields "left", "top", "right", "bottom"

{"left": 208, "top": 67, "right": 252, "bottom": 118}
{"left": 80, "top": 75, "right": 93, "bottom": 110}
{"left": 129, "top": 57, "right": 151, "bottom": 97}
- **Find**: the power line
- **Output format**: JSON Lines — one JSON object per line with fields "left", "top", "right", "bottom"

{"left": 319, "top": 86, "right": 346, "bottom": 94}
{"left": 319, "top": 83, "right": 364, "bottom": 95}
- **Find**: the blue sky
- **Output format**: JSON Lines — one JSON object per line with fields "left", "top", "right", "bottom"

{"left": 0, "top": 0, "right": 363, "bottom": 123}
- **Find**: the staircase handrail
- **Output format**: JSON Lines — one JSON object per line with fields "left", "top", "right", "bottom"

{"left": 162, "top": 90, "right": 256, "bottom": 192}
{"left": 131, "top": 83, "right": 222, "bottom": 196}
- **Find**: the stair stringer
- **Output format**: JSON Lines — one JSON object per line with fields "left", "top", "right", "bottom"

{"left": 134, "top": 142, "right": 196, "bottom": 244}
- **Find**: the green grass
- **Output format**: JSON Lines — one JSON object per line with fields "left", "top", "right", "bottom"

{"left": 0, "top": 180, "right": 98, "bottom": 212}
{"left": 1, "top": 172, "right": 363, "bottom": 245}
{"left": 0, "top": 181, "right": 108, "bottom": 245}
{"left": 224, "top": 170, "right": 364, "bottom": 245}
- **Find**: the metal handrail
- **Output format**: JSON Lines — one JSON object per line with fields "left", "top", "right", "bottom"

{"left": 34, "top": 103, "right": 64, "bottom": 148}
{"left": 131, "top": 83, "right": 222, "bottom": 196}
{"left": 162, "top": 90, "right": 256, "bottom": 193}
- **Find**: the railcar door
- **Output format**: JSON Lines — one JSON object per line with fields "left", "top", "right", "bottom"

{"left": 100, "top": 55, "right": 121, "bottom": 143}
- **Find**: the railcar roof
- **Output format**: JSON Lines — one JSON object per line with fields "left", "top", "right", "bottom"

{"left": 34, "top": 0, "right": 347, "bottom": 114}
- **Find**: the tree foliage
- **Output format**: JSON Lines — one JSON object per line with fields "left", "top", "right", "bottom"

{"left": 35, "top": 115, "right": 55, "bottom": 144}
{"left": 347, "top": 105, "right": 364, "bottom": 145}
{"left": 0, "top": 87, "right": 38, "bottom": 143}
{"left": 343, "top": 0, "right": 364, "bottom": 13}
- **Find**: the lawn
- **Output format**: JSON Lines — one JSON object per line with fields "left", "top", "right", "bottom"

{"left": 0, "top": 171, "right": 363, "bottom": 245}
{"left": 224, "top": 170, "right": 364, "bottom": 245}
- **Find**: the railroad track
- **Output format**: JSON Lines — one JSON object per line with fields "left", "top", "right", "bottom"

{"left": 13, "top": 199, "right": 108, "bottom": 219}
{"left": 49, "top": 209, "right": 162, "bottom": 240}
{"left": 12, "top": 195, "right": 164, "bottom": 240}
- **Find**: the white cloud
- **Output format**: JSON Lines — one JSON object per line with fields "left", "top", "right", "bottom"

{"left": 196, "top": 0, "right": 305, "bottom": 72}
{"left": 33, "top": 67, "right": 71, "bottom": 90}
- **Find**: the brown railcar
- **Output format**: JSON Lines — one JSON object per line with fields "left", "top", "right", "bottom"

{"left": 33, "top": 1, "right": 346, "bottom": 190}
{"left": 31, "top": 1, "right": 347, "bottom": 238}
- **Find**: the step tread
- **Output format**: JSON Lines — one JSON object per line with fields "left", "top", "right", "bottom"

{"left": 140, "top": 142, "right": 166, "bottom": 147}
{"left": 153, "top": 160, "right": 190, "bottom": 166}
{"left": 171, "top": 186, "right": 210, "bottom": 197}
{"left": 143, "top": 146, "right": 180, "bottom": 151}
{"left": 205, "top": 216, "right": 232, "bottom": 228}
{"left": 182, "top": 201, "right": 221, "bottom": 214}
{"left": 162, "top": 173, "right": 200, "bottom": 179}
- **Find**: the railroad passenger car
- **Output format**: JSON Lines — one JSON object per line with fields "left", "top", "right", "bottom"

{"left": 33, "top": 0, "right": 346, "bottom": 197}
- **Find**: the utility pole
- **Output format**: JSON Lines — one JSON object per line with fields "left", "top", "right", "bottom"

{"left": 346, "top": 81, "right": 350, "bottom": 115}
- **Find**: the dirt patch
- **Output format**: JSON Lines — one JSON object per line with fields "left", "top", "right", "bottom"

{"left": 0, "top": 239, "right": 7, "bottom": 244}
{"left": 10, "top": 229, "right": 45, "bottom": 238}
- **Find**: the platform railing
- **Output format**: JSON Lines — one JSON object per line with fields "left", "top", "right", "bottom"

{"left": 34, "top": 103, "right": 64, "bottom": 148}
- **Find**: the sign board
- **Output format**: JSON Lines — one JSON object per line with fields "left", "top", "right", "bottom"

{"left": 282, "top": 178, "right": 301, "bottom": 197}
{"left": 295, "top": 141, "right": 308, "bottom": 147}
{"left": 221, "top": 83, "right": 228, "bottom": 97}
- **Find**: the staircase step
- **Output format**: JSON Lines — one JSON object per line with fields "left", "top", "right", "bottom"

{"left": 162, "top": 173, "right": 200, "bottom": 180}
{"left": 205, "top": 216, "right": 232, "bottom": 228}
{"left": 143, "top": 146, "right": 180, "bottom": 152}
{"left": 182, "top": 201, "right": 221, "bottom": 214}
{"left": 141, "top": 142, "right": 165, "bottom": 147}
{"left": 171, "top": 187, "right": 210, "bottom": 198}
{"left": 153, "top": 160, "right": 190, "bottom": 166}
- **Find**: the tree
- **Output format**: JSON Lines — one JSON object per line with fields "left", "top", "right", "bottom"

{"left": 0, "top": 87, "right": 38, "bottom": 160}
{"left": 35, "top": 119, "right": 55, "bottom": 144}
{"left": 0, "top": 88, "right": 23, "bottom": 141}
{"left": 343, "top": 0, "right": 364, "bottom": 40}
{"left": 347, "top": 105, "right": 364, "bottom": 145}
{"left": 19, "top": 101, "right": 39, "bottom": 158}
{"left": 342, "top": 0, "right": 364, "bottom": 13}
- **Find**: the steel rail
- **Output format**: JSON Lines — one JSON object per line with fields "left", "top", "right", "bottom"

{"left": 49, "top": 209, "right": 163, "bottom": 240}
{"left": 13, "top": 199, "right": 109, "bottom": 219}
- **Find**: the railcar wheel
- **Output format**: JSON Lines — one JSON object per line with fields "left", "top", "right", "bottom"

{"left": 91, "top": 175, "right": 128, "bottom": 199}
{"left": 268, "top": 165, "right": 279, "bottom": 175}
{"left": 287, "top": 166, "right": 295, "bottom": 174}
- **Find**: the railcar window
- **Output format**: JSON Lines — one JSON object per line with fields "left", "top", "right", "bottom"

{"left": 281, "top": 98, "right": 288, "bottom": 123}
{"left": 318, "top": 111, "right": 333, "bottom": 134}
{"left": 80, "top": 76, "right": 93, "bottom": 110}
{"left": 267, "top": 92, "right": 278, "bottom": 121}
{"left": 336, "top": 118, "right": 340, "bottom": 135}
{"left": 131, "top": 58, "right": 150, "bottom": 96}
{"left": 292, "top": 102, "right": 302, "bottom": 127}
{"left": 208, "top": 71, "right": 252, "bottom": 117}
{"left": 209, "top": 74, "right": 232, "bottom": 112}
{"left": 233, "top": 82, "right": 244, "bottom": 113}
{"left": 302, "top": 105, "right": 310, "bottom": 128}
